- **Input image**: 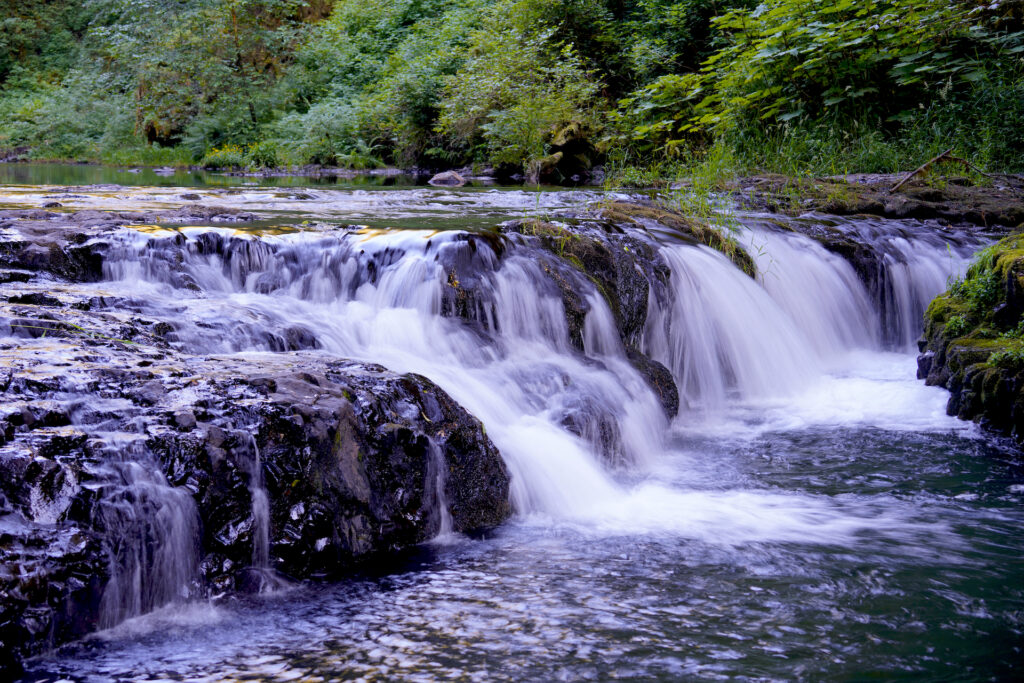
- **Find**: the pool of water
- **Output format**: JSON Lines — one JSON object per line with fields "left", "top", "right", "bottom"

{"left": 24, "top": 414, "right": 1024, "bottom": 681}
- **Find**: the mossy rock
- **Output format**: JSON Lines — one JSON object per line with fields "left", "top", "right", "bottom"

{"left": 598, "top": 201, "right": 757, "bottom": 277}
{"left": 919, "top": 231, "right": 1024, "bottom": 442}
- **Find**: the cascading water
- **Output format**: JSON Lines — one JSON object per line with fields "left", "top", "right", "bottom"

{"left": 242, "top": 434, "right": 270, "bottom": 571}
{"left": 18, "top": 185, "right": 1023, "bottom": 681}
{"left": 640, "top": 217, "right": 980, "bottom": 413}
{"left": 426, "top": 441, "right": 454, "bottom": 540}
{"left": 94, "top": 440, "right": 199, "bottom": 629}
{"left": 104, "top": 228, "right": 665, "bottom": 518}
{"left": 90, "top": 212, "right": 982, "bottom": 527}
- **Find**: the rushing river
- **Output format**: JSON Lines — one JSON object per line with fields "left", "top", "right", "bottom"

{"left": 6, "top": 169, "right": 1023, "bottom": 681}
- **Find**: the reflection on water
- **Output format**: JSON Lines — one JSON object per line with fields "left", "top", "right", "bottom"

{"left": 0, "top": 162, "right": 428, "bottom": 189}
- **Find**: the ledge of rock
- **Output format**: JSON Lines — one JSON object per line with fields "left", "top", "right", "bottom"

{"left": 735, "top": 174, "right": 1024, "bottom": 229}
{"left": 0, "top": 229, "right": 511, "bottom": 674}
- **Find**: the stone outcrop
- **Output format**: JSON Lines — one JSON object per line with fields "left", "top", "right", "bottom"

{"left": 735, "top": 173, "right": 1024, "bottom": 229}
{"left": 918, "top": 233, "right": 1024, "bottom": 441}
{"left": 0, "top": 210, "right": 511, "bottom": 676}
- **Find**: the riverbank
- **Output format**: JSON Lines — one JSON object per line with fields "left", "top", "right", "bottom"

{"left": 919, "top": 234, "right": 1024, "bottom": 445}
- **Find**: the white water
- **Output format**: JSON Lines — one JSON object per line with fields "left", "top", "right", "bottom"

{"left": 93, "top": 215, "right": 983, "bottom": 551}
{"left": 96, "top": 442, "right": 199, "bottom": 629}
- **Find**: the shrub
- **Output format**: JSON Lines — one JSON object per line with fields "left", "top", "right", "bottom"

{"left": 945, "top": 314, "right": 971, "bottom": 338}
{"left": 989, "top": 346, "right": 1024, "bottom": 372}
{"left": 245, "top": 141, "right": 280, "bottom": 169}
{"left": 438, "top": 0, "right": 602, "bottom": 170}
{"left": 200, "top": 145, "right": 246, "bottom": 169}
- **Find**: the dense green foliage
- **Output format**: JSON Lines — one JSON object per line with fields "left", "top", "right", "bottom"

{"left": 1, "top": 0, "right": 1021, "bottom": 176}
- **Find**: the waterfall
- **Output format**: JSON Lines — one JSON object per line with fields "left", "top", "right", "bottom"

{"left": 644, "top": 245, "right": 823, "bottom": 410}
{"left": 243, "top": 434, "right": 270, "bottom": 571}
{"left": 92, "top": 215, "right": 983, "bottom": 530}
{"left": 427, "top": 441, "right": 454, "bottom": 541}
{"left": 96, "top": 441, "right": 199, "bottom": 629}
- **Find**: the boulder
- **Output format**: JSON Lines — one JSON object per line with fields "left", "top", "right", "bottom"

{"left": 428, "top": 171, "right": 466, "bottom": 187}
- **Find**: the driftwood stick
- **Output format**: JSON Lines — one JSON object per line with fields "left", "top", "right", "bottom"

{"left": 890, "top": 148, "right": 953, "bottom": 193}
{"left": 890, "top": 148, "right": 994, "bottom": 193}
{"left": 945, "top": 154, "right": 995, "bottom": 179}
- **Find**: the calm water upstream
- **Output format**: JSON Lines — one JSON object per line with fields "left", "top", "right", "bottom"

{"left": 6, "top": 167, "right": 1022, "bottom": 681}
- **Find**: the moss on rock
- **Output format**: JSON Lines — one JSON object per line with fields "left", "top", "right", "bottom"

{"left": 597, "top": 201, "right": 757, "bottom": 277}
{"left": 919, "top": 231, "right": 1024, "bottom": 441}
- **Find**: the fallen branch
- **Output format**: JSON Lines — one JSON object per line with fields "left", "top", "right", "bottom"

{"left": 889, "top": 148, "right": 994, "bottom": 193}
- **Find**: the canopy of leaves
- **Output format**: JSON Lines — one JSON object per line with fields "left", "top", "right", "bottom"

{"left": 0, "top": 0, "right": 1021, "bottom": 173}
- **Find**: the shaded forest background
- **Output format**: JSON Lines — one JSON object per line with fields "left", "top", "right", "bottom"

{"left": 1, "top": 0, "right": 1022, "bottom": 177}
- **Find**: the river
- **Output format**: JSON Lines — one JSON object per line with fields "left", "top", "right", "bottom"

{"left": 4, "top": 165, "right": 1022, "bottom": 681}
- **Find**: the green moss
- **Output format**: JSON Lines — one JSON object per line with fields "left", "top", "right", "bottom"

{"left": 925, "top": 294, "right": 966, "bottom": 324}
{"left": 934, "top": 233, "right": 1024, "bottom": 345}
{"left": 599, "top": 201, "right": 757, "bottom": 277}
{"left": 951, "top": 338, "right": 1010, "bottom": 351}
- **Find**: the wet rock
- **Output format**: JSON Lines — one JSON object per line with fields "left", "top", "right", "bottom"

{"left": 173, "top": 410, "right": 197, "bottom": 430}
{"left": 495, "top": 217, "right": 677, "bottom": 412}
{"left": 0, "top": 323, "right": 510, "bottom": 670}
{"left": 628, "top": 351, "right": 678, "bottom": 418}
{"left": 0, "top": 217, "right": 513, "bottom": 673}
{"left": 501, "top": 217, "right": 668, "bottom": 349}
{"left": 917, "top": 233, "right": 1024, "bottom": 442}
{"left": 428, "top": 171, "right": 467, "bottom": 187}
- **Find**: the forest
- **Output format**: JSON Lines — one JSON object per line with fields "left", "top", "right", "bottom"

{"left": 1, "top": 0, "right": 1022, "bottom": 180}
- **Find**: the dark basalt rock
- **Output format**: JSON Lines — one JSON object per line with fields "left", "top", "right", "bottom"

{"left": 0, "top": 316, "right": 510, "bottom": 671}
{"left": 0, "top": 217, "right": 512, "bottom": 674}
{"left": 501, "top": 217, "right": 670, "bottom": 350}
{"left": 495, "top": 217, "right": 678, "bottom": 416}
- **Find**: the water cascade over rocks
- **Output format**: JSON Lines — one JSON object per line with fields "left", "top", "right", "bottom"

{"left": 0, "top": 200, "right": 996, "bottom": 674}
